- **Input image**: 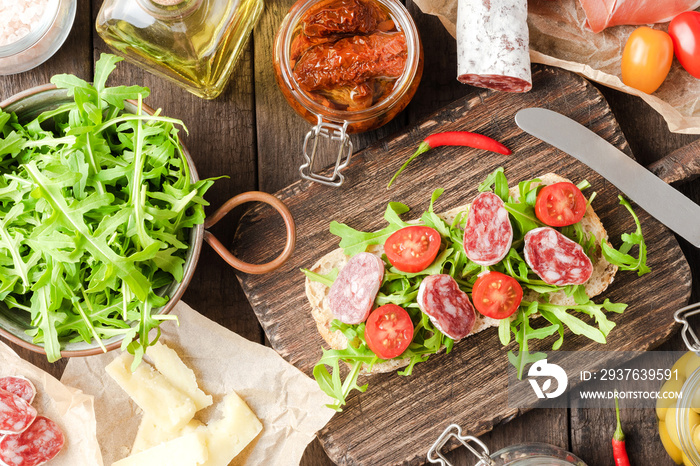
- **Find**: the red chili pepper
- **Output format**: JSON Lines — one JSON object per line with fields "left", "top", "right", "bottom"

{"left": 387, "top": 131, "right": 512, "bottom": 188}
{"left": 613, "top": 392, "right": 631, "bottom": 466}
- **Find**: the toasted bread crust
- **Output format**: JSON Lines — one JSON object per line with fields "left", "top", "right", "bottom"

{"left": 306, "top": 173, "right": 617, "bottom": 375}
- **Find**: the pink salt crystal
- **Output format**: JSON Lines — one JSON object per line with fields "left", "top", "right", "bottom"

{"left": 0, "top": 0, "right": 53, "bottom": 47}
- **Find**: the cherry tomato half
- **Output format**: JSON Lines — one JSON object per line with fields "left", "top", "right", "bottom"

{"left": 364, "top": 304, "right": 414, "bottom": 359}
{"left": 471, "top": 271, "right": 523, "bottom": 320}
{"left": 669, "top": 11, "right": 700, "bottom": 79}
{"left": 534, "top": 182, "right": 587, "bottom": 227}
{"left": 621, "top": 26, "right": 674, "bottom": 94}
{"left": 384, "top": 226, "right": 441, "bottom": 273}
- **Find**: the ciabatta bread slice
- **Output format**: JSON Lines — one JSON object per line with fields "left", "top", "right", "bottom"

{"left": 305, "top": 173, "right": 617, "bottom": 375}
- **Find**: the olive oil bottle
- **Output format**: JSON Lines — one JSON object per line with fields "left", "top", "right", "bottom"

{"left": 96, "top": 0, "right": 262, "bottom": 99}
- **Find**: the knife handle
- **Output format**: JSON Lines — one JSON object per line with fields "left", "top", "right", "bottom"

{"left": 649, "top": 138, "right": 700, "bottom": 185}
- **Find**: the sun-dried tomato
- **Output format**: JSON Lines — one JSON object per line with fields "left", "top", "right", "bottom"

{"left": 289, "top": 0, "right": 407, "bottom": 111}
{"left": 293, "top": 32, "right": 407, "bottom": 109}
{"left": 302, "top": 0, "right": 389, "bottom": 37}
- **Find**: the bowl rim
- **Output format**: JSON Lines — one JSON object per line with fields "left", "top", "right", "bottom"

{"left": 0, "top": 83, "right": 204, "bottom": 358}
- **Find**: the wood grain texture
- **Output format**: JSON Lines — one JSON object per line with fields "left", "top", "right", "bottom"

{"left": 233, "top": 66, "right": 692, "bottom": 465}
{"left": 648, "top": 139, "right": 700, "bottom": 185}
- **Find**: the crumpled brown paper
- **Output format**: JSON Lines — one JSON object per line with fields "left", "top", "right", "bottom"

{"left": 60, "top": 301, "right": 336, "bottom": 466}
{"left": 0, "top": 341, "right": 102, "bottom": 465}
{"left": 414, "top": 0, "right": 700, "bottom": 134}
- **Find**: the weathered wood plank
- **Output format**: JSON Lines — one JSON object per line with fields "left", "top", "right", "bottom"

{"left": 233, "top": 66, "right": 691, "bottom": 465}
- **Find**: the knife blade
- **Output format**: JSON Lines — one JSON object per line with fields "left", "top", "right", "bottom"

{"left": 514, "top": 107, "right": 700, "bottom": 248}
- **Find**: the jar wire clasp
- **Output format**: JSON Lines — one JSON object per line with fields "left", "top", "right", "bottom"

{"left": 427, "top": 423, "right": 495, "bottom": 466}
{"left": 674, "top": 302, "right": 700, "bottom": 355}
{"left": 300, "top": 116, "right": 352, "bottom": 187}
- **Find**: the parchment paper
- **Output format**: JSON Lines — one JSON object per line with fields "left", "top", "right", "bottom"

{"left": 0, "top": 341, "right": 102, "bottom": 465}
{"left": 60, "top": 301, "right": 336, "bottom": 466}
{"left": 414, "top": 0, "right": 700, "bottom": 134}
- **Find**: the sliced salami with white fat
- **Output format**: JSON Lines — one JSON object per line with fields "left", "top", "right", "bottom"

{"left": 456, "top": 0, "right": 532, "bottom": 92}
{"left": 417, "top": 274, "right": 476, "bottom": 340}
{"left": 328, "top": 252, "right": 385, "bottom": 324}
{"left": 0, "top": 378, "right": 36, "bottom": 405}
{"left": 0, "top": 416, "right": 65, "bottom": 466}
{"left": 463, "top": 192, "right": 513, "bottom": 266}
{"left": 524, "top": 227, "right": 593, "bottom": 286}
{"left": 0, "top": 389, "right": 37, "bottom": 435}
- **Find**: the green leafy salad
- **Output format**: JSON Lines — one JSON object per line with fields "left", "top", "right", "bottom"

{"left": 303, "top": 167, "right": 650, "bottom": 410}
{"left": 0, "top": 54, "right": 214, "bottom": 363}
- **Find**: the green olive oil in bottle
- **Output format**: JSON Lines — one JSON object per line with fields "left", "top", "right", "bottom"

{"left": 96, "top": 0, "right": 262, "bottom": 99}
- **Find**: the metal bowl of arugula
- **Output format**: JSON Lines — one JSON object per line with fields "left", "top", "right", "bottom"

{"left": 0, "top": 56, "right": 210, "bottom": 361}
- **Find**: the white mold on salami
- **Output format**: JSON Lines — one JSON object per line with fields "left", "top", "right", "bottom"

{"left": 417, "top": 274, "right": 476, "bottom": 340}
{"left": 463, "top": 192, "right": 513, "bottom": 266}
{"left": 524, "top": 227, "right": 594, "bottom": 286}
{"left": 0, "top": 416, "right": 64, "bottom": 466}
{"left": 0, "top": 378, "right": 36, "bottom": 406}
{"left": 0, "top": 389, "right": 37, "bottom": 436}
{"left": 456, "top": 0, "right": 532, "bottom": 92}
{"left": 328, "top": 252, "right": 385, "bottom": 324}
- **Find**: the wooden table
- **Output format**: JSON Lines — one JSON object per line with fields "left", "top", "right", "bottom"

{"left": 2, "top": 0, "right": 699, "bottom": 464}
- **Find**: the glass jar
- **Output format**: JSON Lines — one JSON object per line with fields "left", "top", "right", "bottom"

{"left": 428, "top": 424, "right": 587, "bottom": 466}
{"left": 0, "top": 0, "right": 76, "bottom": 75}
{"left": 273, "top": 0, "right": 423, "bottom": 186}
{"left": 659, "top": 303, "right": 700, "bottom": 465}
{"left": 96, "top": 0, "right": 262, "bottom": 99}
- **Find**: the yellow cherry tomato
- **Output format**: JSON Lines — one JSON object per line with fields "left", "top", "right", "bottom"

{"left": 621, "top": 26, "right": 674, "bottom": 94}
{"left": 660, "top": 420, "right": 684, "bottom": 464}
{"left": 673, "top": 351, "right": 700, "bottom": 379}
{"left": 666, "top": 402, "right": 700, "bottom": 449}
{"left": 658, "top": 377, "right": 686, "bottom": 420}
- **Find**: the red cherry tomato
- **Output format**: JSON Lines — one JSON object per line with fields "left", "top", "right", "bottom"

{"left": 621, "top": 26, "right": 674, "bottom": 94}
{"left": 471, "top": 271, "right": 523, "bottom": 319}
{"left": 669, "top": 11, "right": 700, "bottom": 79}
{"left": 384, "top": 226, "right": 441, "bottom": 273}
{"left": 364, "top": 304, "right": 414, "bottom": 359}
{"left": 535, "top": 182, "right": 587, "bottom": 227}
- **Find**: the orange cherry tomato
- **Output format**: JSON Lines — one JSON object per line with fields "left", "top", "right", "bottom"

{"left": 621, "top": 26, "right": 674, "bottom": 94}
{"left": 364, "top": 304, "right": 414, "bottom": 359}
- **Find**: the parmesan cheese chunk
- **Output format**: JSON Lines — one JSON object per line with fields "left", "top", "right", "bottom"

{"left": 199, "top": 392, "right": 263, "bottom": 466}
{"left": 146, "top": 342, "right": 213, "bottom": 411}
{"left": 112, "top": 430, "right": 208, "bottom": 466}
{"left": 106, "top": 353, "right": 196, "bottom": 432}
{"left": 132, "top": 417, "right": 204, "bottom": 455}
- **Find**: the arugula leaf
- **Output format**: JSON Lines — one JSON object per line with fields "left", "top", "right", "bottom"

{"left": 301, "top": 268, "right": 338, "bottom": 287}
{"left": 0, "top": 55, "right": 213, "bottom": 362}
{"left": 602, "top": 196, "right": 651, "bottom": 276}
{"left": 330, "top": 202, "right": 409, "bottom": 256}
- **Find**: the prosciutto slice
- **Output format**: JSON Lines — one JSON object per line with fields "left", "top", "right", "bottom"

{"left": 580, "top": 0, "right": 700, "bottom": 33}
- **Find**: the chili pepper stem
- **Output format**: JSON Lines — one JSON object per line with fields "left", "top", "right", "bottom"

{"left": 387, "top": 141, "right": 431, "bottom": 188}
{"left": 614, "top": 391, "right": 625, "bottom": 442}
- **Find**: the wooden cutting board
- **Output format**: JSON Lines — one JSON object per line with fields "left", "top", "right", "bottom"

{"left": 232, "top": 66, "right": 692, "bottom": 465}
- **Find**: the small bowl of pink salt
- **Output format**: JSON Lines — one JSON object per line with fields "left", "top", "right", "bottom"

{"left": 0, "top": 0, "right": 76, "bottom": 75}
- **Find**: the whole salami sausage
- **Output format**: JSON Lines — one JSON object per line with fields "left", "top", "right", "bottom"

{"left": 328, "top": 252, "right": 385, "bottom": 324}
{"left": 0, "top": 389, "right": 37, "bottom": 435}
{"left": 0, "top": 377, "right": 36, "bottom": 405}
{"left": 0, "top": 416, "right": 65, "bottom": 466}
{"left": 524, "top": 227, "right": 593, "bottom": 286}
{"left": 417, "top": 274, "right": 475, "bottom": 340}
{"left": 463, "top": 192, "right": 513, "bottom": 266}
{"left": 456, "top": 0, "right": 532, "bottom": 92}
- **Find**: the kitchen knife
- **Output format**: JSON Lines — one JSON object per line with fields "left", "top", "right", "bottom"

{"left": 514, "top": 107, "right": 700, "bottom": 248}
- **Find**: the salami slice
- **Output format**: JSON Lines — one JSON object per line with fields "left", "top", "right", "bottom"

{"left": 456, "top": 0, "right": 532, "bottom": 92}
{"left": 328, "top": 252, "right": 385, "bottom": 324}
{"left": 0, "top": 389, "right": 36, "bottom": 436}
{"left": 524, "top": 227, "right": 593, "bottom": 286}
{"left": 417, "top": 274, "right": 476, "bottom": 340}
{"left": 463, "top": 192, "right": 513, "bottom": 266}
{"left": 0, "top": 378, "right": 36, "bottom": 405}
{"left": 0, "top": 416, "right": 65, "bottom": 466}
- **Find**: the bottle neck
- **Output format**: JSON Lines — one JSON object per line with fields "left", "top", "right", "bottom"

{"left": 137, "top": 0, "right": 204, "bottom": 20}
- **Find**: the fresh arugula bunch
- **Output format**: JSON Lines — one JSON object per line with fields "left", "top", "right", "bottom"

{"left": 0, "top": 54, "right": 214, "bottom": 364}
{"left": 304, "top": 167, "right": 650, "bottom": 409}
